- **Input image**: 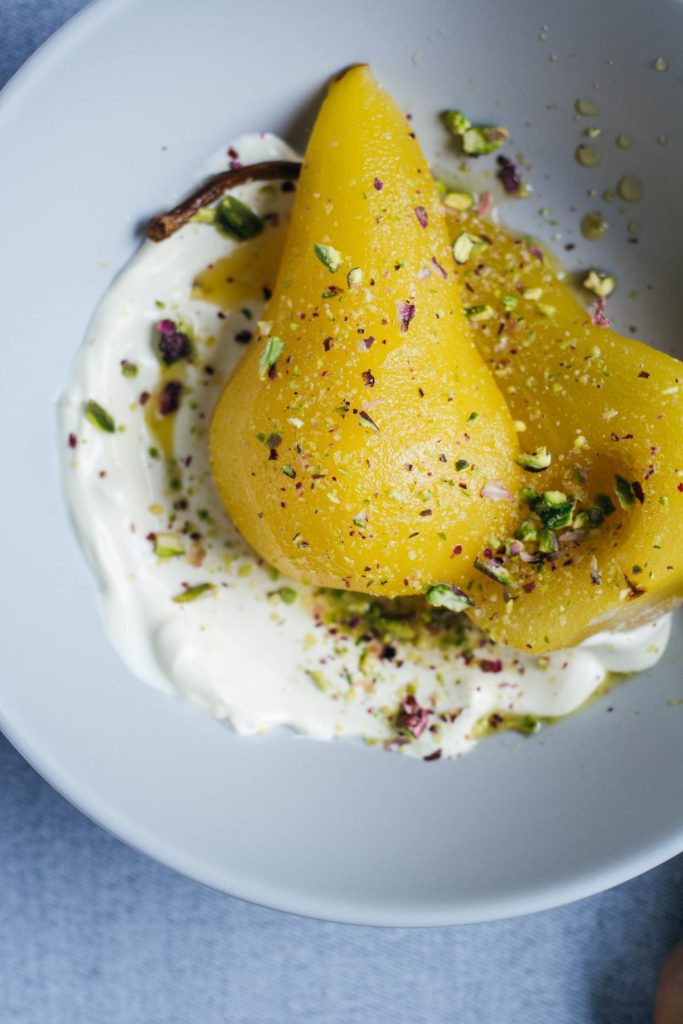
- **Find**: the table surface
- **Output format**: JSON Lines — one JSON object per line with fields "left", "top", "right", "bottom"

{"left": 1, "top": 2, "right": 682, "bottom": 1021}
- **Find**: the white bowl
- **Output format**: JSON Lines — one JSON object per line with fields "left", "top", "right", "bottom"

{"left": 1, "top": 0, "right": 682, "bottom": 925}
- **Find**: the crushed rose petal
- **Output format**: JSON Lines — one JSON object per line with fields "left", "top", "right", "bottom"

{"left": 374, "top": 177, "right": 383, "bottom": 191}
{"left": 480, "top": 480, "right": 515, "bottom": 503}
{"left": 480, "top": 659, "right": 503, "bottom": 673}
{"left": 397, "top": 300, "right": 416, "bottom": 332}
{"left": 590, "top": 297, "right": 612, "bottom": 328}
{"left": 397, "top": 694, "right": 431, "bottom": 738}
{"left": 476, "top": 191, "right": 494, "bottom": 218}
{"left": 496, "top": 154, "right": 522, "bottom": 194}
{"left": 415, "top": 205, "right": 428, "bottom": 228}
{"left": 431, "top": 256, "right": 448, "bottom": 278}
{"left": 159, "top": 380, "right": 183, "bottom": 416}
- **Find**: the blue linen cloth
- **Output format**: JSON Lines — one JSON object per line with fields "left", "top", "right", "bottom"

{"left": 1, "top": 4, "right": 682, "bottom": 1021}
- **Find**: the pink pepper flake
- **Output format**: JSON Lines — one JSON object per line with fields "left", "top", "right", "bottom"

{"left": 431, "top": 257, "right": 447, "bottom": 279}
{"left": 415, "top": 205, "right": 428, "bottom": 228}
{"left": 677, "top": 483, "right": 683, "bottom": 493}
{"left": 68, "top": 432, "right": 78, "bottom": 449}
{"left": 590, "top": 297, "right": 612, "bottom": 328}
{"left": 476, "top": 191, "right": 494, "bottom": 218}
{"left": 229, "top": 159, "right": 243, "bottom": 171}
{"left": 397, "top": 300, "right": 416, "bottom": 332}
{"left": 374, "top": 177, "right": 383, "bottom": 191}
{"left": 227, "top": 146, "right": 239, "bottom": 160}
{"left": 397, "top": 695, "right": 431, "bottom": 738}
{"left": 528, "top": 245, "right": 545, "bottom": 263}
{"left": 480, "top": 659, "right": 503, "bottom": 673}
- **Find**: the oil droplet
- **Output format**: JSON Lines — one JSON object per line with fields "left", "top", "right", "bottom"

{"left": 615, "top": 133, "right": 633, "bottom": 149}
{"left": 602, "top": 189, "right": 615, "bottom": 203}
{"left": 657, "top": 134, "right": 669, "bottom": 146}
{"left": 576, "top": 143, "right": 601, "bottom": 168}
{"left": 581, "top": 211, "right": 608, "bottom": 240}
{"left": 575, "top": 98, "right": 600, "bottom": 117}
{"left": 616, "top": 175, "right": 643, "bottom": 202}
{"left": 587, "top": 187, "right": 598, "bottom": 198}
{"left": 652, "top": 57, "right": 669, "bottom": 72}
{"left": 627, "top": 221, "right": 640, "bottom": 234}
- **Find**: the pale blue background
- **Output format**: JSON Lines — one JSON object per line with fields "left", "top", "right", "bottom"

{"left": 1, "top": 2, "right": 682, "bottom": 1021}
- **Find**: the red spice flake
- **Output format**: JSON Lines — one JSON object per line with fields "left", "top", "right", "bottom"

{"left": 528, "top": 245, "right": 544, "bottom": 262}
{"left": 362, "top": 369, "right": 375, "bottom": 387}
{"left": 590, "top": 297, "right": 612, "bottom": 328}
{"left": 496, "top": 154, "right": 521, "bottom": 194}
{"left": 632, "top": 481, "right": 645, "bottom": 504}
{"left": 677, "top": 483, "right": 683, "bottom": 493}
{"left": 431, "top": 257, "right": 447, "bottom": 279}
{"left": 452, "top": 545, "right": 463, "bottom": 556}
{"left": 480, "top": 658, "right": 503, "bottom": 673}
{"left": 157, "top": 319, "right": 192, "bottom": 365}
{"left": 227, "top": 146, "right": 239, "bottom": 160}
{"left": 638, "top": 370, "right": 650, "bottom": 379}
{"left": 68, "top": 433, "right": 78, "bottom": 449}
{"left": 397, "top": 300, "right": 416, "bottom": 332}
{"left": 159, "top": 380, "right": 183, "bottom": 416}
{"left": 423, "top": 749, "right": 442, "bottom": 762}
{"left": 522, "top": 581, "right": 536, "bottom": 593}
{"left": 419, "top": 509, "right": 432, "bottom": 517}
{"left": 489, "top": 712, "right": 505, "bottom": 729}
{"left": 373, "top": 177, "right": 383, "bottom": 191}
{"left": 139, "top": 391, "right": 151, "bottom": 406}
{"left": 397, "top": 695, "right": 431, "bottom": 738}
{"left": 323, "top": 337, "right": 333, "bottom": 351}
{"left": 414, "top": 205, "right": 428, "bottom": 228}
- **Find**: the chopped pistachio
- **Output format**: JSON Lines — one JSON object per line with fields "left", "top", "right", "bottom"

{"left": 502, "top": 294, "right": 518, "bottom": 312}
{"left": 258, "top": 336, "right": 285, "bottom": 380}
{"left": 120, "top": 360, "right": 138, "bottom": 378}
{"left": 313, "top": 243, "right": 343, "bottom": 272}
{"left": 455, "top": 458, "right": 469, "bottom": 471}
{"left": 515, "top": 518, "right": 538, "bottom": 542}
{"left": 516, "top": 447, "right": 552, "bottom": 472}
{"left": 453, "top": 231, "right": 487, "bottom": 265}
{"left": 172, "top": 583, "right": 215, "bottom": 603}
{"left": 520, "top": 486, "right": 540, "bottom": 508}
{"left": 523, "top": 287, "right": 543, "bottom": 301}
{"left": 474, "top": 557, "right": 514, "bottom": 588}
{"left": 85, "top": 399, "right": 116, "bottom": 433}
{"left": 353, "top": 511, "right": 368, "bottom": 528}
{"left": 614, "top": 474, "right": 637, "bottom": 509}
{"left": 277, "top": 586, "right": 297, "bottom": 604}
{"left": 467, "top": 411, "right": 479, "bottom": 423}
{"left": 441, "top": 109, "right": 471, "bottom": 137}
{"left": 154, "top": 532, "right": 185, "bottom": 558}
{"left": 347, "top": 267, "right": 363, "bottom": 287}
{"left": 190, "top": 207, "right": 217, "bottom": 224}
{"left": 584, "top": 269, "right": 616, "bottom": 297}
{"left": 216, "top": 195, "right": 262, "bottom": 239}
{"left": 465, "top": 304, "right": 495, "bottom": 322}
{"left": 538, "top": 528, "right": 559, "bottom": 554}
{"left": 282, "top": 465, "right": 296, "bottom": 478}
{"left": 425, "top": 583, "right": 475, "bottom": 613}
{"left": 444, "top": 190, "right": 474, "bottom": 211}
{"left": 537, "top": 491, "right": 575, "bottom": 529}
{"left": 462, "top": 124, "right": 509, "bottom": 156}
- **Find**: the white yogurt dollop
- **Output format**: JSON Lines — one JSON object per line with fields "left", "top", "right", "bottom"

{"left": 60, "top": 135, "right": 671, "bottom": 760}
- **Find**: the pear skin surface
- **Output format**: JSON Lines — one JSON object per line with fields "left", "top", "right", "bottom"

{"left": 210, "top": 66, "right": 521, "bottom": 598}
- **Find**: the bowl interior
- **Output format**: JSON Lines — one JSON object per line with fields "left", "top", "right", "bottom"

{"left": 1, "top": 0, "right": 682, "bottom": 924}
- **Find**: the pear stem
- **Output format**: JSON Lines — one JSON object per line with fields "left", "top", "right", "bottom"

{"left": 147, "top": 160, "right": 301, "bottom": 241}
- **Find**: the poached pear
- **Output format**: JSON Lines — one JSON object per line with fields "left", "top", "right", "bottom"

{"left": 210, "top": 65, "right": 521, "bottom": 598}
